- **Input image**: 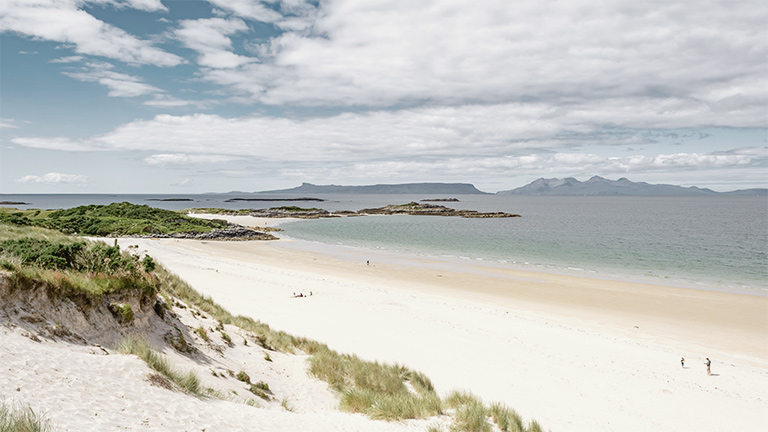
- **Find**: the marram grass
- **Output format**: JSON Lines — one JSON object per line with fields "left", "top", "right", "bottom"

{"left": 118, "top": 337, "right": 203, "bottom": 396}
{"left": 0, "top": 401, "right": 51, "bottom": 432}
{"left": 0, "top": 221, "right": 547, "bottom": 430}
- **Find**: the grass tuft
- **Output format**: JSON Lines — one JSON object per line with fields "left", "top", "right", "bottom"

{"left": 489, "top": 402, "right": 525, "bottom": 432}
{"left": 118, "top": 336, "right": 203, "bottom": 396}
{"left": 0, "top": 401, "right": 52, "bottom": 432}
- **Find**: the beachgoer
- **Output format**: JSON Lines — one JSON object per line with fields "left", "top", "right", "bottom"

{"left": 706, "top": 358, "right": 711, "bottom": 375}
{"left": 366, "top": 260, "right": 369, "bottom": 266}
{"left": 681, "top": 357, "right": 685, "bottom": 368}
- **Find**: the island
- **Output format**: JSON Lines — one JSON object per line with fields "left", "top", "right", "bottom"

{"left": 224, "top": 197, "right": 325, "bottom": 202}
{"left": 189, "top": 202, "right": 520, "bottom": 219}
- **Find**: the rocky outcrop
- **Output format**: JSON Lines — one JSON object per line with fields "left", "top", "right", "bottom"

{"left": 357, "top": 202, "right": 520, "bottom": 218}
{"left": 244, "top": 208, "right": 339, "bottom": 219}
{"left": 136, "top": 226, "right": 277, "bottom": 241}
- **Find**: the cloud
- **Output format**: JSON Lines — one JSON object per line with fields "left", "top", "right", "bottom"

{"left": 63, "top": 61, "right": 162, "bottom": 97}
{"left": 11, "top": 104, "right": 765, "bottom": 187}
{"left": 204, "top": 0, "right": 282, "bottom": 23}
{"left": 49, "top": 55, "right": 84, "bottom": 63}
{"left": 0, "top": 118, "right": 21, "bottom": 129}
{"left": 185, "top": 0, "right": 766, "bottom": 129}
{"left": 12, "top": 103, "right": 764, "bottom": 159}
{"left": 143, "top": 96, "right": 210, "bottom": 108}
{"left": 16, "top": 172, "right": 88, "bottom": 184}
{"left": 144, "top": 153, "right": 243, "bottom": 165}
{"left": 174, "top": 18, "right": 256, "bottom": 68}
{"left": 0, "top": 0, "right": 182, "bottom": 66}
{"left": 86, "top": 0, "right": 168, "bottom": 12}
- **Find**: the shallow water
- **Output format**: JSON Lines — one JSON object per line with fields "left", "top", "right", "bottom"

{"left": 3, "top": 193, "right": 766, "bottom": 292}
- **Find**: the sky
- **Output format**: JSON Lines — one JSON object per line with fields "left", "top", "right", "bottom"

{"left": 0, "top": 0, "right": 766, "bottom": 194}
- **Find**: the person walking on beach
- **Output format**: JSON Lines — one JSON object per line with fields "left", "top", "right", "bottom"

{"left": 706, "top": 358, "right": 711, "bottom": 375}
{"left": 681, "top": 357, "right": 685, "bottom": 368}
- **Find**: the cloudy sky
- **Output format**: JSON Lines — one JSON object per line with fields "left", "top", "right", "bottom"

{"left": 1, "top": 0, "right": 766, "bottom": 193}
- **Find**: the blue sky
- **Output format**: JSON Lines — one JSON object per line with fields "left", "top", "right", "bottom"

{"left": 1, "top": 0, "right": 766, "bottom": 194}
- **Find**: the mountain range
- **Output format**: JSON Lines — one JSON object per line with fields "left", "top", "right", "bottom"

{"left": 258, "top": 182, "right": 488, "bottom": 194}
{"left": 496, "top": 176, "right": 767, "bottom": 196}
{"left": 250, "top": 178, "right": 766, "bottom": 196}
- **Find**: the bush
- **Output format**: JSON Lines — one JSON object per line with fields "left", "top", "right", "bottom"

{"left": 142, "top": 255, "right": 156, "bottom": 273}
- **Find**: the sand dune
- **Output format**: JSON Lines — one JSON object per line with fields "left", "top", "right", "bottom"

{"left": 111, "top": 218, "right": 767, "bottom": 432}
{"left": 2, "top": 214, "right": 766, "bottom": 431}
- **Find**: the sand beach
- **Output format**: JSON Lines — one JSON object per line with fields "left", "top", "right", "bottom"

{"left": 1, "top": 213, "right": 766, "bottom": 431}
{"left": 111, "top": 214, "right": 768, "bottom": 431}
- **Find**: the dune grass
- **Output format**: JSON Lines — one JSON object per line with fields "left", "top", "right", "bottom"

{"left": 0, "top": 221, "right": 547, "bottom": 430}
{"left": 0, "top": 401, "right": 51, "bottom": 432}
{"left": 155, "top": 266, "right": 317, "bottom": 354}
{"left": 118, "top": 337, "right": 204, "bottom": 396}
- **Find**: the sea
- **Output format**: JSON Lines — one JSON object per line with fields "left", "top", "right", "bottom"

{"left": 2, "top": 193, "right": 766, "bottom": 294}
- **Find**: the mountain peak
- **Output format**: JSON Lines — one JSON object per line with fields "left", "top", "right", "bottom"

{"left": 497, "top": 177, "right": 723, "bottom": 196}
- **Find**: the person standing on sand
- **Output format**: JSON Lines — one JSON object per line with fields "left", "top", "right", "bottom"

{"left": 681, "top": 357, "right": 685, "bottom": 368}
{"left": 706, "top": 358, "right": 711, "bottom": 375}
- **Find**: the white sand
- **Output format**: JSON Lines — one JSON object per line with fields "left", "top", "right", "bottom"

{"left": 0, "top": 277, "right": 445, "bottom": 432}
{"left": 2, "top": 213, "right": 766, "bottom": 431}
{"left": 103, "top": 220, "right": 768, "bottom": 432}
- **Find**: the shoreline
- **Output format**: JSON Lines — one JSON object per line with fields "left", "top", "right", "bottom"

{"left": 115, "top": 226, "right": 768, "bottom": 431}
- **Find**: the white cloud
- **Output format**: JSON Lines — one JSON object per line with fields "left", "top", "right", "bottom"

{"left": 85, "top": 0, "right": 168, "bottom": 12}
{"left": 187, "top": 0, "right": 766, "bottom": 129}
{"left": 49, "top": 55, "right": 84, "bottom": 63}
{"left": 63, "top": 61, "right": 162, "bottom": 97}
{"left": 0, "top": 118, "right": 21, "bottom": 129}
{"left": 204, "top": 0, "right": 282, "bottom": 23}
{"left": 16, "top": 172, "right": 88, "bottom": 184}
{"left": 144, "top": 153, "right": 242, "bottom": 165}
{"left": 11, "top": 105, "right": 765, "bottom": 180}
{"left": 174, "top": 18, "right": 256, "bottom": 68}
{"left": 143, "top": 96, "right": 210, "bottom": 108}
{"left": 0, "top": 0, "right": 182, "bottom": 66}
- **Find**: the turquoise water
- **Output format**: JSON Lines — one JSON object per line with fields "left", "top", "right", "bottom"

{"left": 280, "top": 196, "right": 768, "bottom": 293}
{"left": 2, "top": 193, "right": 766, "bottom": 292}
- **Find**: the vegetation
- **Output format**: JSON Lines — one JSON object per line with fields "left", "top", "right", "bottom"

{"left": 0, "top": 220, "right": 548, "bottom": 430}
{"left": 0, "top": 401, "right": 51, "bottom": 432}
{"left": 236, "top": 371, "right": 251, "bottom": 384}
{"left": 270, "top": 206, "right": 323, "bottom": 212}
{"left": 118, "top": 337, "right": 205, "bottom": 396}
{"left": 0, "top": 202, "right": 229, "bottom": 237}
{"left": 0, "top": 233, "right": 157, "bottom": 305}
{"left": 195, "top": 326, "right": 210, "bottom": 342}
{"left": 185, "top": 208, "right": 253, "bottom": 215}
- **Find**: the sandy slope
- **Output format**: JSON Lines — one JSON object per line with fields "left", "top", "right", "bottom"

{"left": 0, "top": 283, "right": 446, "bottom": 432}
{"left": 106, "top": 214, "right": 768, "bottom": 432}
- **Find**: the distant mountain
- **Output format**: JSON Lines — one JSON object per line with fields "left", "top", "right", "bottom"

{"left": 497, "top": 176, "right": 767, "bottom": 196}
{"left": 259, "top": 182, "right": 489, "bottom": 194}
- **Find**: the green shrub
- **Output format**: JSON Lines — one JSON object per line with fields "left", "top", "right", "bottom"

{"left": 142, "top": 255, "right": 156, "bottom": 273}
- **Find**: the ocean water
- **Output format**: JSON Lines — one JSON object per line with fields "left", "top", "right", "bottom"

{"left": 279, "top": 195, "right": 768, "bottom": 293}
{"left": 2, "top": 193, "right": 766, "bottom": 293}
